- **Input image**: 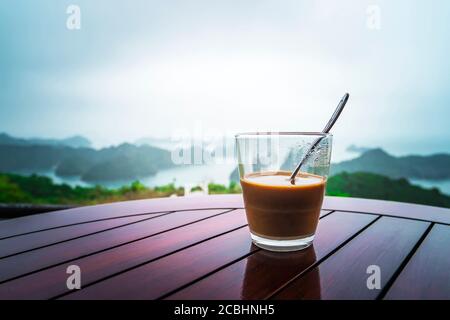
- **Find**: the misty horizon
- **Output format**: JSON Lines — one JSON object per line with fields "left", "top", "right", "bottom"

{"left": 1, "top": 131, "right": 449, "bottom": 162}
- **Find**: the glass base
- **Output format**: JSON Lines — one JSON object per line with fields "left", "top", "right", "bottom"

{"left": 250, "top": 232, "right": 314, "bottom": 252}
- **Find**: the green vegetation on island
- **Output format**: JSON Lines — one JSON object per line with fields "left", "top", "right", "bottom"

{"left": 0, "top": 173, "right": 239, "bottom": 206}
{"left": 1, "top": 171, "right": 449, "bottom": 209}
{"left": 327, "top": 172, "right": 450, "bottom": 208}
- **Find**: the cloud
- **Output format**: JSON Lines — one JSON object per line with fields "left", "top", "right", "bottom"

{"left": 0, "top": 0, "right": 449, "bottom": 150}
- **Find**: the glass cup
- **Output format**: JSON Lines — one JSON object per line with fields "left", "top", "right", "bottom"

{"left": 235, "top": 132, "right": 332, "bottom": 252}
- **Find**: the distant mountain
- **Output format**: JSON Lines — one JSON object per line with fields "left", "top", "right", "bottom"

{"left": 331, "top": 148, "right": 450, "bottom": 180}
{"left": 0, "top": 142, "right": 173, "bottom": 183}
{"left": 0, "top": 133, "right": 28, "bottom": 146}
{"left": 230, "top": 147, "right": 450, "bottom": 183}
{"left": 346, "top": 144, "right": 373, "bottom": 154}
{"left": 79, "top": 144, "right": 174, "bottom": 182}
{"left": 0, "top": 133, "right": 91, "bottom": 148}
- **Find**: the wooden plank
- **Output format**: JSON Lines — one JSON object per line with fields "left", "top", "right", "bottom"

{"left": 0, "top": 195, "right": 244, "bottom": 239}
{"left": 384, "top": 224, "right": 450, "bottom": 300}
{"left": 0, "top": 209, "right": 228, "bottom": 283}
{"left": 63, "top": 211, "right": 328, "bottom": 300}
{"left": 166, "top": 211, "right": 377, "bottom": 300}
{"left": 61, "top": 211, "right": 328, "bottom": 299}
{"left": 319, "top": 210, "right": 331, "bottom": 217}
{"left": 62, "top": 226, "right": 255, "bottom": 300}
{"left": 272, "top": 217, "right": 430, "bottom": 300}
{"left": 0, "top": 207, "right": 168, "bottom": 240}
{"left": 0, "top": 210, "right": 247, "bottom": 299}
{"left": 0, "top": 213, "right": 167, "bottom": 258}
{"left": 323, "top": 197, "right": 450, "bottom": 224}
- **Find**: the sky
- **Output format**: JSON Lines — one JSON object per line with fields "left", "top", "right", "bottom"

{"left": 0, "top": 0, "right": 449, "bottom": 155}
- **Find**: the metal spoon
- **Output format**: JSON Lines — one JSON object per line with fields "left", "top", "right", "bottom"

{"left": 289, "top": 93, "right": 350, "bottom": 184}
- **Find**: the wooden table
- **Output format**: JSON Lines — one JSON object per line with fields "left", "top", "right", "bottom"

{"left": 0, "top": 195, "right": 449, "bottom": 300}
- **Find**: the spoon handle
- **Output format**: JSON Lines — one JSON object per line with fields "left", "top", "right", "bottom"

{"left": 289, "top": 93, "right": 349, "bottom": 183}
{"left": 322, "top": 93, "right": 349, "bottom": 133}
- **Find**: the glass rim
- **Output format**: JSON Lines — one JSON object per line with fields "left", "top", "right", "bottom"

{"left": 235, "top": 131, "right": 332, "bottom": 138}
